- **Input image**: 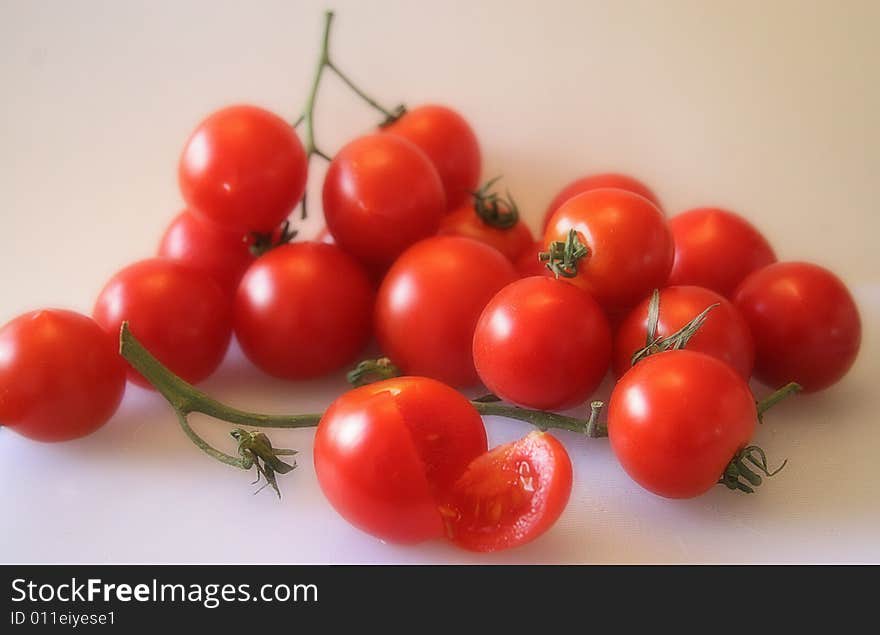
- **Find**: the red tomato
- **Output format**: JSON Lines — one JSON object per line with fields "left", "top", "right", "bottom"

{"left": 93, "top": 259, "right": 232, "bottom": 387}
{"left": 668, "top": 207, "right": 776, "bottom": 298}
{"left": 544, "top": 189, "right": 673, "bottom": 313}
{"left": 314, "top": 377, "right": 488, "bottom": 544}
{"left": 234, "top": 242, "right": 374, "bottom": 379}
{"left": 542, "top": 173, "right": 660, "bottom": 231}
{"left": 733, "top": 262, "right": 861, "bottom": 392}
{"left": 608, "top": 350, "right": 757, "bottom": 498}
{"left": 383, "top": 105, "right": 480, "bottom": 210}
{"left": 323, "top": 134, "right": 446, "bottom": 272}
{"left": 438, "top": 201, "right": 534, "bottom": 262}
{"left": 0, "top": 310, "right": 126, "bottom": 442}
{"left": 375, "top": 236, "right": 517, "bottom": 387}
{"left": 612, "top": 286, "right": 754, "bottom": 379}
{"left": 514, "top": 241, "right": 551, "bottom": 278}
{"left": 444, "top": 431, "right": 573, "bottom": 552}
{"left": 473, "top": 277, "right": 611, "bottom": 410}
{"left": 157, "top": 210, "right": 256, "bottom": 296}
{"left": 179, "top": 105, "right": 307, "bottom": 234}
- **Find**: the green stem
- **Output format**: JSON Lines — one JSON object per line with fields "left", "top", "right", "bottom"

{"left": 757, "top": 382, "right": 802, "bottom": 416}
{"left": 472, "top": 400, "right": 604, "bottom": 436}
{"left": 327, "top": 61, "right": 399, "bottom": 120}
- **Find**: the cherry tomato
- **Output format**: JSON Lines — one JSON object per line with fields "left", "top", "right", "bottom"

{"left": 0, "top": 310, "right": 126, "bottom": 442}
{"left": 438, "top": 201, "right": 534, "bottom": 262}
{"left": 383, "top": 105, "right": 480, "bottom": 210}
{"left": 544, "top": 188, "right": 673, "bottom": 313}
{"left": 733, "top": 262, "right": 861, "bottom": 392}
{"left": 608, "top": 350, "right": 757, "bottom": 498}
{"left": 613, "top": 285, "right": 754, "bottom": 380}
{"left": 473, "top": 277, "right": 611, "bottom": 410}
{"left": 668, "top": 207, "right": 776, "bottom": 298}
{"left": 514, "top": 241, "right": 551, "bottom": 278}
{"left": 93, "top": 259, "right": 232, "bottom": 387}
{"left": 375, "top": 236, "right": 517, "bottom": 387}
{"left": 323, "top": 134, "right": 446, "bottom": 272}
{"left": 542, "top": 173, "right": 660, "bottom": 231}
{"left": 157, "top": 210, "right": 256, "bottom": 296}
{"left": 444, "top": 431, "right": 572, "bottom": 552}
{"left": 234, "top": 242, "right": 374, "bottom": 380}
{"left": 179, "top": 105, "right": 307, "bottom": 234}
{"left": 314, "top": 376, "right": 488, "bottom": 544}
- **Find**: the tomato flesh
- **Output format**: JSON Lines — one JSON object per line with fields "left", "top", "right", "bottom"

{"left": 445, "top": 432, "right": 573, "bottom": 552}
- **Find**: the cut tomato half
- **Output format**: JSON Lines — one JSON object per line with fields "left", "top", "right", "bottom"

{"left": 442, "top": 431, "right": 573, "bottom": 552}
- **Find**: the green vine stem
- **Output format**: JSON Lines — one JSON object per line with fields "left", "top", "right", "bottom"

{"left": 756, "top": 382, "right": 802, "bottom": 421}
{"left": 295, "top": 10, "right": 404, "bottom": 219}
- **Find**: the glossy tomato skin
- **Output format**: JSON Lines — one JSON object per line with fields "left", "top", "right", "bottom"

{"left": 446, "top": 431, "right": 573, "bottom": 553}
{"left": 544, "top": 188, "right": 673, "bottom": 313}
{"left": 234, "top": 242, "right": 374, "bottom": 380}
{"left": 93, "top": 259, "right": 232, "bottom": 387}
{"left": 514, "top": 241, "right": 551, "bottom": 278}
{"left": 438, "top": 202, "right": 534, "bottom": 262}
{"left": 0, "top": 310, "right": 126, "bottom": 442}
{"left": 733, "top": 262, "right": 861, "bottom": 392}
{"left": 314, "top": 377, "right": 487, "bottom": 544}
{"left": 542, "top": 173, "right": 660, "bottom": 231}
{"left": 179, "top": 105, "right": 307, "bottom": 234}
{"left": 474, "top": 277, "right": 611, "bottom": 410}
{"left": 383, "top": 105, "right": 480, "bottom": 210}
{"left": 323, "top": 134, "right": 446, "bottom": 272}
{"left": 375, "top": 236, "right": 517, "bottom": 387}
{"left": 608, "top": 350, "right": 757, "bottom": 499}
{"left": 157, "top": 210, "right": 256, "bottom": 296}
{"left": 668, "top": 208, "right": 776, "bottom": 298}
{"left": 612, "top": 286, "right": 754, "bottom": 380}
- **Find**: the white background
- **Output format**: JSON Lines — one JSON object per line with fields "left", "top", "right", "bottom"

{"left": 1, "top": 0, "right": 878, "bottom": 563}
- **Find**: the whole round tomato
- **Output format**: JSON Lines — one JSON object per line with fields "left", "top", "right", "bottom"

{"left": 383, "top": 104, "right": 480, "bottom": 210}
{"left": 542, "top": 173, "right": 660, "bottom": 231}
{"left": 93, "top": 259, "right": 232, "bottom": 387}
{"left": 608, "top": 350, "right": 757, "bottom": 499}
{"left": 668, "top": 207, "right": 776, "bottom": 298}
{"left": 733, "top": 262, "right": 860, "bottom": 392}
{"left": 179, "top": 105, "right": 307, "bottom": 233}
{"left": 157, "top": 210, "right": 257, "bottom": 296}
{"left": 438, "top": 200, "right": 533, "bottom": 262}
{"left": 323, "top": 134, "right": 446, "bottom": 272}
{"left": 314, "top": 376, "right": 488, "bottom": 544}
{"left": 234, "top": 242, "right": 374, "bottom": 380}
{"left": 613, "top": 285, "right": 754, "bottom": 380}
{"left": 375, "top": 236, "right": 517, "bottom": 387}
{"left": 544, "top": 188, "right": 673, "bottom": 313}
{"left": 514, "top": 241, "right": 551, "bottom": 278}
{"left": 445, "top": 431, "right": 572, "bottom": 552}
{"left": 473, "top": 277, "right": 611, "bottom": 410}
{"left": 0, "top": 310, "right": 126, "bottom": 442}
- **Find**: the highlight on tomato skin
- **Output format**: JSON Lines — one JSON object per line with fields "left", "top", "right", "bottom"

{"left": 732, "top": 261, "right": 861, "bottom": 393}
{"left": 442, "top": 431, "right": 573, "bottom": 553}
{"left": 612, "top": 285, "right": 755, "bottom": 380}
{"left": 608, "top": 350, "right": 758, "bottom": 499}
{"left": 313, "top": 377, "right": 488, "bottom": 545}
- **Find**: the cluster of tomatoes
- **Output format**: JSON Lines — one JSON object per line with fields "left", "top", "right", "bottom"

{"left": 0, "top": 14, "right": 862, "bottom": 554}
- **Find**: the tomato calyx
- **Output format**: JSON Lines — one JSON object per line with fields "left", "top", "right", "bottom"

{"left": 719, "top": 445, "right": 787, "bottom": 493}
{"left": 249, "top": 220, "right": 299, "bottom": 257}
{"left": 347, "top": 357, "right": 402, "bottom": 387}
{"left": 471, "top": 176, "right": 520, "bottom": 230}
{"left": 231, "top": 429, "right": 298, "bottom": 498}
{"left": 630, "top": 289, "right": 720, "bottom": 367}
{"left": 539, "top": 228, "right": 589, "bottom": 278}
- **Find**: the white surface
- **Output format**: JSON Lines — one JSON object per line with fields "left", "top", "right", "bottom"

{"left": 1, "top": 0, "right": 878, "bottom": 564}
